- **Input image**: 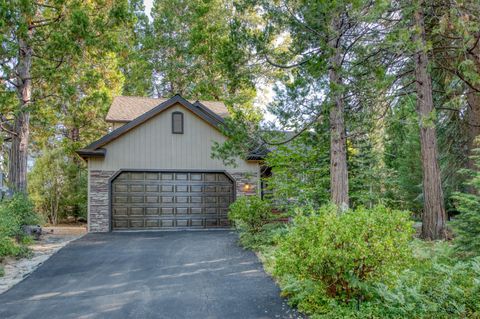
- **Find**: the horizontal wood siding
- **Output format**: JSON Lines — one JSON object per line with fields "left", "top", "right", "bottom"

{"left": 89, "top": 104, "right": 259, "bottom": 174}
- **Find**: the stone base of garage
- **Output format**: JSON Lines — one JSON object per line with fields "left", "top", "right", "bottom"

{"left": 88, "top": 170, "right": 259, "bottom": 232}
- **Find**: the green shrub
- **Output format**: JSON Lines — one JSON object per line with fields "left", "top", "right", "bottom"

{"left": 238, "top": 223, "right": 288, "bottom": 250}
{"left": 228, "top": 196, "right": 275, "bottom": 234}
{"left": 360, "top": 241, "right": 480, "bottom": 319}
{"left": 0, "top": 236, "right": 31, "bottom": 259}
{"left": 0, "top": 193, "right": 38, "bottom": 238}
{"left": 274, "top": 205, "right": 415, "bottom": 314}
{"left": 451, "top": 148, "right": 480, "bottom": 255}
{"left": 0, "top": 193, "right": 38, "bottom": 260}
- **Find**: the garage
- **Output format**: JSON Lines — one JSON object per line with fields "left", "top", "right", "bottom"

{"left": 78, "top": 96, "right": 260, "bottom": 232}
{"left": 111, "top": 171, "right": 235, "bottom": 230}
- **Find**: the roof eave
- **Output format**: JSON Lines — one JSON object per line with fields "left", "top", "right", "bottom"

{"left": 76, "top": 148, "right": 106, "bottom": 159}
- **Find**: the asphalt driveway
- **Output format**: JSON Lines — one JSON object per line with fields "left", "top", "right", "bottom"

{"left": 0, "top": 231, "right": 302, "bottom": 319}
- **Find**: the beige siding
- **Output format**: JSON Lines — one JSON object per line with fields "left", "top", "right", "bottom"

{"left": 89, "top": 103, "right": 259, "bottom": 175}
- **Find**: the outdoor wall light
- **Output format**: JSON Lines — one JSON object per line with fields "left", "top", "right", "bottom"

{"left": 243, "top": 183, "right": 251, "bottom": 192}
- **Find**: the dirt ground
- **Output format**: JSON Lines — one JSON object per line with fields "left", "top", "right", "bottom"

{"left": 0, "top": 225, "right": 87, "bottom": 294}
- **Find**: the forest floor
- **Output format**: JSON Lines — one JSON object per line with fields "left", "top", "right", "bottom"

{"left": 0, "top": 225, "right": 86, "bottom": 294}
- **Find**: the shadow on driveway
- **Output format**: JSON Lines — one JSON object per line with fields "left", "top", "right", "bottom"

{"left": 0, "top": 231, "right": 303, "bottom": 319}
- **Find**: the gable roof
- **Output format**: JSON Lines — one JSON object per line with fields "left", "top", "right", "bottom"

{"left": 77, "top": 95, "right": 227, "bottom": 158}
{"left": 106, "top": 96, "right": 229, "bottom": 123}
{"left": 77, "top": 94, "right": 268, "bottom": 161}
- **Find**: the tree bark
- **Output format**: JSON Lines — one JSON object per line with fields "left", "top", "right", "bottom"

{"left": 413, "top": 2, "right": 447, "bottom": 240}
{"left": 8, "top": 34, "right": 33, "bottom": 193}
{"left": 328, "top": 18, "right": 349, "bottom": 211}
{"left": 466, "top": 36, "right": 480, "bottom": 172}
{"left": 466, "top": 91, "right": 480, "bottom": 170}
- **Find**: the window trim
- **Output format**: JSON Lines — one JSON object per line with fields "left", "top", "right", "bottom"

{"left": 171, "top": 111, "right": 184, "bottom": 134}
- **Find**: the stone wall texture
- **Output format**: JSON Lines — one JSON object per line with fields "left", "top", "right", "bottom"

{"left": 231, "top": 172, "right": 259, "bottom": 197}
{"left": 88, "top": 170, "right": 259, "bottom": 232}
{"left": 89, "top": 170, "right": 115, "bottom": 232}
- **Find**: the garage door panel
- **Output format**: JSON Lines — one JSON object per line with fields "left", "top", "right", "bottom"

{"left": 190, "top": 185, "right": 202, "bottom": 192}
{"left": 190, "top": 173, "right": 202, "bottom": 181}
{"left": 130, "top": 172, "right": 145, "bottom": 180}
{"left": 113, "top": 219, "right": 128, "bottom": 229}
{"left": 145, "top": 185, "right": 159, "bottom": 192}
{"left": 145, "top": 173, "right": 159, "bottom": 180}
{"left": 114, "top": 184, "right": 128, "bottom": 192}
{"left": 146, "top": 196, "right": 159, "bottom": 203}
{"left": 175, "top": 173, "right": 188, "bottom": 180}
{"left": 176, "top": 207, "right": 189, "bottom": 214}
{"left": 161, "top": 219, "right": 174, "bottom": 227}
{"left": 176, "top": 219, "right": 188, "bottom": 227}
{"left": 161, "top": 173, "right": 174, "bottom": 180}
{"left": 130, "top": 207, "right": 144, "bottom": 216}
{"left": 111, "top": 171, "right": 234, "bottom": 230}
{"left": 146, "top": 207, "right": 159, "bottom": 216}
{"left": 112, "top": 207, "right": 128, "bottom": 216}
{"left": 161, "top": 196, "right": 174, "bottom": 203}
{"left": 129, "top": 219, "right": 145, "bottom": 228}
{"left": 161, "top": 185, "right": 173, "bottom": 192}
{"left": 161, "top": 207, "right": 174, "bottom": 215}
{"left": 145, "top": 219, "right": 160, "bottom": 227}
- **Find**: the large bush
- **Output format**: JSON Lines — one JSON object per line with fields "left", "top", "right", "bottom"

{"left": 0, "top": 193, "right": 38, "bottom": 238}
{"left": 228, "top": 196, "right": 274, "bottom": 233}
{"left": 0, "top": 194, "right": 38, "bottom": 262}
{"left": 274, "top": 205, "right": 414, "bottom": 314}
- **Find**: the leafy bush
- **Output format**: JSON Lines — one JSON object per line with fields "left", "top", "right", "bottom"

{"left": 451, "top": 148, "right": 480, "bottom": 255}
{"left": 228, "top": 196, "right": 275, "bottom": 234}
{"left": 274, "top": 205, "right": 414, "bottom": 314}
{"left": 238, "top": 222, "right": 288, "bottom": 251}
{"left": 0, "top": 193, "right": 39, "bottom": 238}
{"left": 0, "top": 194, "right": 38, "bottom": 261}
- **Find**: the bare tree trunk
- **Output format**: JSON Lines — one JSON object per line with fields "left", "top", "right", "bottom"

{"left": 8, "top": 35, "right": 33, "bottom": 193}
{"left": 466, "top": 91, "right": 480, "bottom": 170}
{"left": 328, "top": 18, "right": 349, "bottom": 211}
{"left": 413, "top": 2, "right": 447, "bottom": 240}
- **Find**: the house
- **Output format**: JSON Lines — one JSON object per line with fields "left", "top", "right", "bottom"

{"left": 77, "top": 95, "right": 263, "bottom": 232}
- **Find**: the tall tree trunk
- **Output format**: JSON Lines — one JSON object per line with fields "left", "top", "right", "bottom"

{"left": 328, "top": 18, "right": 349, "bottom": 211}
{"left": 8, "top": 35, "right": 33, "bottom": 193}
{"left": 466, "top": 91, "right": 480, "bottom": 170}
{"left": 466, "top": 36, "right": 480, "bottom": 172}
{"left": 413, "top": 2, "right": 447, "bottom": 240}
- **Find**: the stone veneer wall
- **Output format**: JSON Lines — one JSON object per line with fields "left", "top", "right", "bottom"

{"left": 230, "top": 172, "right": 259, "bottom": 197}
{"left": 89, "top": 170, "right": 115, "bottom": 232}
{"left": 88, "top": 170, "right": 259, "bottom": 232}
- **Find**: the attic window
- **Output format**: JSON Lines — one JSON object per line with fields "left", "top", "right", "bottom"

{"left": 172, "top": 111, "right": 184, "bottom": 134}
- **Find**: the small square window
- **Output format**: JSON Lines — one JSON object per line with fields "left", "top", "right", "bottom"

{"left": 172, "top": 112, "right": 184, "bottom": 134}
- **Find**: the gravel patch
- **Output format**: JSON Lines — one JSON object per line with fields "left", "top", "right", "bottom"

{"left": 0, "top": 226, "right": 86, "bottom": 294}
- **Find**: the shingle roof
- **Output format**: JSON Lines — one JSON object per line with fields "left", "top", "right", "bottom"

{"left": 106, "top": 96, "right": 229, "bottom": 122}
